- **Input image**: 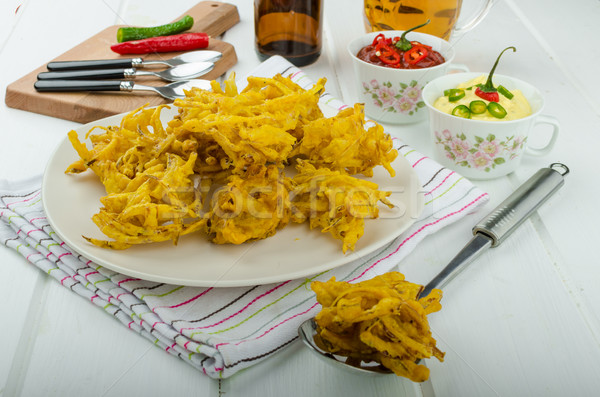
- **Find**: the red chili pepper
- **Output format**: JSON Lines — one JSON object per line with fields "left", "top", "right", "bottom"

{"left": 110, "top": 32, "right": 209, "bottom": 55}
{"left": 375, "top": 41, "right": 401, "bottom": 65}
{"left": 474, "top": 87, "right": 499, "bottom": 102}
{"left": 372, "top": 33, "right": 386, "bottom": 46}
{"left": 379, "top": 49, "right": 401, "bottom": 65}
{"left": 475, "top": 46, "right": 516, "bottom": 102}
{"left": 404, "top": 45, "right": 428, "bottom": 65}
{"left": 410, "top": 40, "right": 432, "bottom": 50}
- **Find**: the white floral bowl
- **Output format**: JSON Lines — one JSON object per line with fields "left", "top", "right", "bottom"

{"left": 347, "top": 31, "right": 468, "bottom": 124}
{"left": 422, "top": 72, "right": 560, "bottom": 180}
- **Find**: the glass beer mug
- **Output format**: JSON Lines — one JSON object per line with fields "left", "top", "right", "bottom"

{"left": 364, "top": 0, "right": 495, "bottom": 41}
{"left": 255, "top": 0, "right": 323, "bottom": 66}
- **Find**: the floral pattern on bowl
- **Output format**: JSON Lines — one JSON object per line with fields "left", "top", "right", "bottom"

{"left": 434, "top": 129, "right": 527, "bottom": 173}
{"left": 362, "top": 79, "right": 426, "bottom": 116}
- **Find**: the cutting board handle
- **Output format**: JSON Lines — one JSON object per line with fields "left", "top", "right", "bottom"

{"left": 184, "top": 1, "right": 240, "bottom": 37}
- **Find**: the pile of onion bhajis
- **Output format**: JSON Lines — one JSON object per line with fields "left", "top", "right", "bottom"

{"left": 311, "top": 272, "right": 445, "bottom": 381}
{"left": 66, "top": 73, "right": 398, "bottom": 251}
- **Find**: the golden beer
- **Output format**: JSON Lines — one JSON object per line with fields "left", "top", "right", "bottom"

{"left": 364, "top": 0, "right": 463, "bottom": 40}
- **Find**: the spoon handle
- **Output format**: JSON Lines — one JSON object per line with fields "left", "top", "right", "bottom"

{"left": 473, "top": 163, "right": 569, "bottom": 246}
{"left": 37, "top": 69, "right": 132, "bottom": 80}
{"left": 34, "top": 79, "right": 124, "bottom": 92}
{"left": 46, "top": 58, "right": 142, "bottom": 71}
{"left": 421, "top": 163, "right": 569, "bottom": 297}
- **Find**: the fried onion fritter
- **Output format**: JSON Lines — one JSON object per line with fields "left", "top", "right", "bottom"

{"left": 290, "top": 160, "right": 393, "bottom": 253}
{"left": 170, "top": 73, "right": 324, "bottom": 174}
{"left": 207, "top": 165, "right": 290, "bottom": 245}
{"left": 311, "top": 272, "right": 445, "bottom": 382}
{"left": 65, "top": 73, "right": 399, "bottom": 251}
{"left": 293, "top": 103, "right": 398, "bottom": 177}
{"left": 85, "top": 152, "right": 205, "bottom": 249}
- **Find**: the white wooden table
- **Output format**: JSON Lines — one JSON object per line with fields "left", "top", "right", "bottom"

{"left": 2, "top": 0, "right": 600, "bottom": 396}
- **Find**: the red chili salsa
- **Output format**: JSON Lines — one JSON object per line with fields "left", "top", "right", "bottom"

{"left": 357, "top": 34, "right": 445, "bottom": 69}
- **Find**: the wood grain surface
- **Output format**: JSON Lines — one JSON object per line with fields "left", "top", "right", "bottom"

{"left": 4, "top": 1, "right": 239, "bottom": 124}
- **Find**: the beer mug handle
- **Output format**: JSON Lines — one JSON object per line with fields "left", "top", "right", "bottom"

{"left": 454, "top": 0, "right": 496, "bottom": 35}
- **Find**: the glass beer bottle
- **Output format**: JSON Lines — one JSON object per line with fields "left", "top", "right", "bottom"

{"left": 254, "top": 0, "right": 323, "bottom": 66}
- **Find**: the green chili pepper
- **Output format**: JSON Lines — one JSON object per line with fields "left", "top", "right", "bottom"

{"left": 444, "top": 88, "right": 461, "bottom": 96}
{"left": 469, "top": 100, "right": 487, "bottom": 114}
{"left": 487, "top": 102, "right": 507, "bottom": 118}
{"left": 448, "top": 89, "right": 465, "bottom": 102}
{"left": 475, "top": 46, "right": 516, "bottom": 102}
{"left": 451, "top": 105, "right": 471, "bottom": 118}
{"left": 394, "top": 19, "right": 430, "bottom": 52}
{"left": 497, "top": 85, "right": 514, "bottom": 99}
{"left": 117, "top": 15, "right": 194, "bottom": 43}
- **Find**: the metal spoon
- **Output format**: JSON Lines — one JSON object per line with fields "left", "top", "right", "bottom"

{"left": 34, "top": 79, "right": 212, "bottom": 100}
{"left": 37, "top": 62, "right": 215, "bottom": 82}
{"left": 46, "top": 50, "right": 223, "bottom": 71}
{"left": 299, "top": 163, "right": 570, "bottom": 375}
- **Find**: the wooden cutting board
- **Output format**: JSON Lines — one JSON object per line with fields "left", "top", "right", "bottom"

{"left": 5, "top": 1, "right": 240, "bottom": 124}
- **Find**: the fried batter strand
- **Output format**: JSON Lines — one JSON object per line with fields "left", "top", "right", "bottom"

{"left": 311, "top": 273, "right": 445, "bottom": 382}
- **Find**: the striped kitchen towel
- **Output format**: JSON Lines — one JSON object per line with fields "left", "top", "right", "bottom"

{"left": 0, "top": 56, "right": 489, "bottom": 379}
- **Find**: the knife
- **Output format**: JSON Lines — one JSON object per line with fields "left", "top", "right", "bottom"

{"left": 45, "top": 50, "right": 223, "bottom": 71}
{"left": 37, "top": 61, "right": 214, "bottom": 82}
{"left": 420, "top": 163, "right": 569, "bottom": 297}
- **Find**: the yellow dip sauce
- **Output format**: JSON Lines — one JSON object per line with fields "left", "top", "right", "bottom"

{"left": 433, "top": 75, "right": 532, "bottom": 121}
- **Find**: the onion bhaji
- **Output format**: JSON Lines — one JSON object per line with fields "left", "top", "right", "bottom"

{"left": 290, "top": 160, "right": 393, "bottom": 253}
{"left": 65, "top": 73, "right": 399, "bottom": 251}
{"left": 207, "top": 164, "right": 290, "bottom": 245}
{"left": 311, "top": 272, "right": 445, "bottom": 382}
{"left": 294, "top": 103, "right": 398, "bottom": 177}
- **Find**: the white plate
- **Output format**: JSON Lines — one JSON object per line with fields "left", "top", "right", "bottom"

{"left": 42, "top": 106, "right": 424, "bottom": 287}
